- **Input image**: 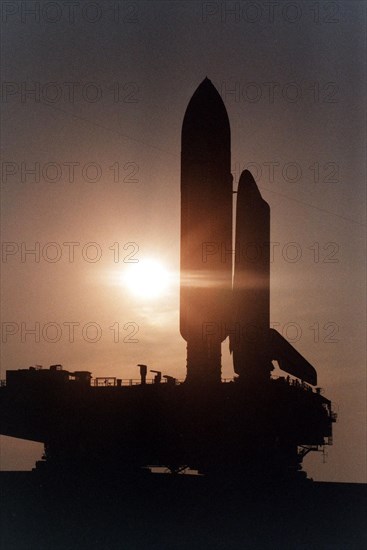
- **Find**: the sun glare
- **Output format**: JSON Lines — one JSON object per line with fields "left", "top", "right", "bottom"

{"left": 122, "top": 259, "right": 171, "bottom": 299}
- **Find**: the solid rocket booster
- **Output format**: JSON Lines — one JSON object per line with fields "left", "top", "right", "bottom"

{"left": 230, "top": 170, "right": 272, "bottom": 382}
{"left": 180, "top": 78, "right": 233, "bottom": 383}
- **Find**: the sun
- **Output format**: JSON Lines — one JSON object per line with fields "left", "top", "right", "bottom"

{"left": 122, "top": 259, "right": 171, "bottom": 299}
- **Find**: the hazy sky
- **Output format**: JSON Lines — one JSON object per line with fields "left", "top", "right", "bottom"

{"left": 1, "top": 0, "right": 366, "bottom": 483}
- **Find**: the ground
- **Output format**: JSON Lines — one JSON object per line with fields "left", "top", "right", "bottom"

{"left": 1, "top": 472, "right": 365, "bottom": 549}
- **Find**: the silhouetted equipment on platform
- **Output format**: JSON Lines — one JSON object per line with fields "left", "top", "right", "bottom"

{"left": 163, "top": 375, "right": 177, "bottom": 386}
{"left": 138, "top": 364, "right": 147, "bottom": 385}
{"left": 151, "top": 370, "right": 162, "bottom": 384}
{"left": 0, "top": 79, "right": 335, "bottom": 481}
{"left": 0, "top": 364, "right": 334, "bottom": 478}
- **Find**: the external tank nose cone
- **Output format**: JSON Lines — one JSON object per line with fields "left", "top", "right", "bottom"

{"left": 182, "top": 78, "right": 230, "bottom": 160}
{"left": 185, "top": 77, "right": 225, "bottom": 110}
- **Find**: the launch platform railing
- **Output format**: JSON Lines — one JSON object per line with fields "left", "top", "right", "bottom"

{"left": 91, "top": 378, "right": 184, "bottom": 387}
{"left": 90, "top": 378, "right": 236, "bottom": 386}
